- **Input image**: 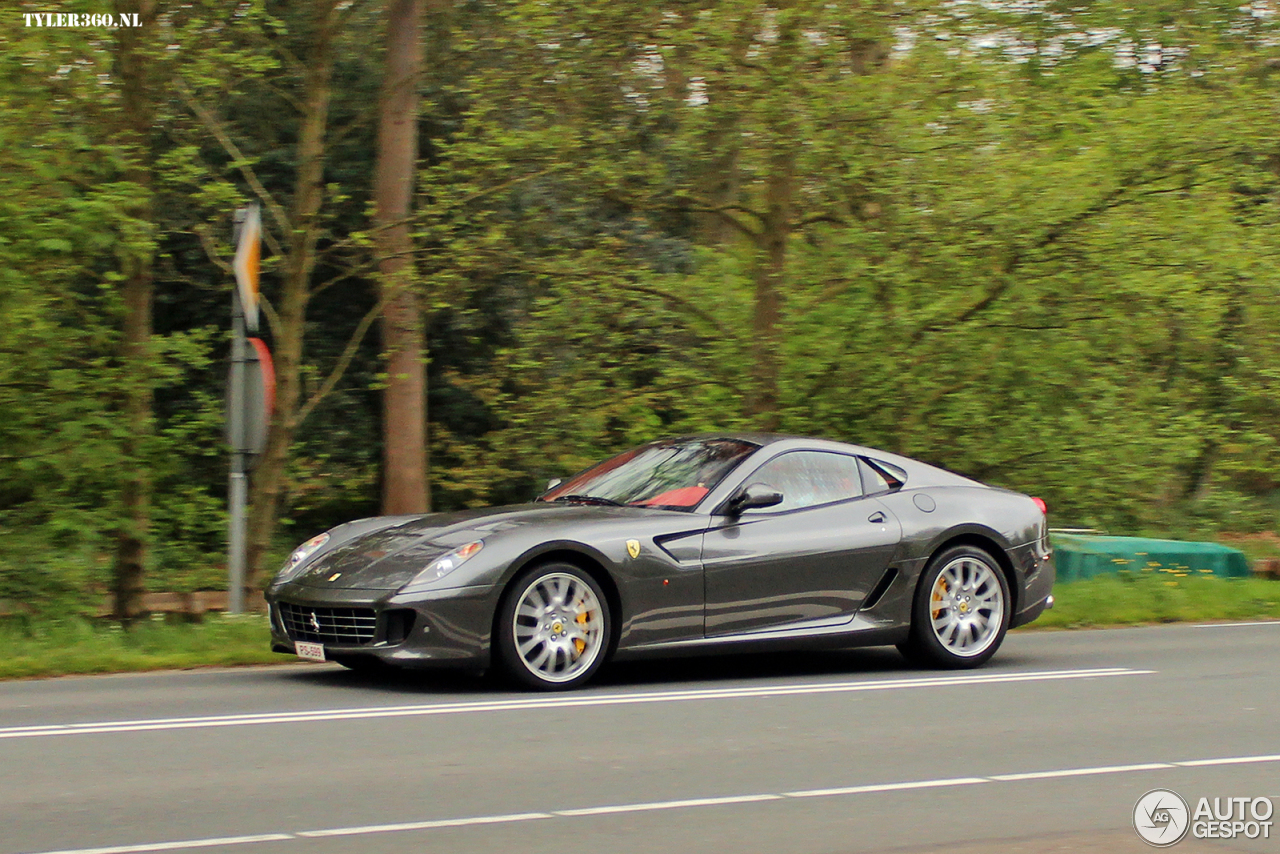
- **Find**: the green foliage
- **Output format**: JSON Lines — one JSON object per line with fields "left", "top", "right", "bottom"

{"left": 1, "top": 0, "right": 1279, "bottom": 614}
{"left": 423, "top": 0, "right": 1280, "bottom": 541}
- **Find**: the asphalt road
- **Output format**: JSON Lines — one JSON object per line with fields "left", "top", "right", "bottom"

{"left": 1, "top": 623, "right": 1278, "bottom": 854}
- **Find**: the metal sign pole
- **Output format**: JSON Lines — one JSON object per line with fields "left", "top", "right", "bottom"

{"left": 228, "top": 210, "right": 249, "bottom": 615}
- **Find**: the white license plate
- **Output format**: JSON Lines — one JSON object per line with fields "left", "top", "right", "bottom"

{"left": 294, "top": 641, "right": 326, "bottom": 662}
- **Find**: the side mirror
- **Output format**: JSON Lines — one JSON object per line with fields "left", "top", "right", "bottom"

{"left": 545, "top": 478, "right": 563, "bottom": 492}
{"left": 727, "top": 482, "right": 784, "bottom": 515}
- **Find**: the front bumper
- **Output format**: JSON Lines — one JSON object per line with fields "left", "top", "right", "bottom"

{"left": 266, "top": 582, "right": 498, "bottom": 669}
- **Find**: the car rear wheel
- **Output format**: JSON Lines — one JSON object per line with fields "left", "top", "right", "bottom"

{"left": 899, "top": 545, "right": 1010, "bottom": 668}
{"left": 496, "top": 563, "right": 611, "bottom": 690}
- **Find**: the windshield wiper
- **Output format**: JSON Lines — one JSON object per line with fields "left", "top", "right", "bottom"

{"left": 551, "top": 494, "right": 625, "bottom": 507}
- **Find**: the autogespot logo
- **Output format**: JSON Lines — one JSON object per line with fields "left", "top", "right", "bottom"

{"left": 1134, "top": 789, "right": 1191, "bottom": 847}
{"left": 1134, "top": 789, "right": 1276, "bottom": 846}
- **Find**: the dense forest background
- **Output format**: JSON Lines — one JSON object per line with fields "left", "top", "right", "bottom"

{"left": 2, "top": 0, "right": 1278, "bottom": 617}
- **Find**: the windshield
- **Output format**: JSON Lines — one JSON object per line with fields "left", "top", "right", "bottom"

{"left": 540, "top": 438, "right": 759, "bottom": 511}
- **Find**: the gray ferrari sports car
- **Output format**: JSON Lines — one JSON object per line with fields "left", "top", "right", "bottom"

{"left": 267, "top": 434, "right": 1055, "bottom": 689}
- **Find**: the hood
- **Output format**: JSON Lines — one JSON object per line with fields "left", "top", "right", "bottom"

{"left": 292, "top": 502, "right": 660, "bottom": 590}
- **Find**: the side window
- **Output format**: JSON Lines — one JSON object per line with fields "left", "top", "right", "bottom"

{"left": 859, "top": 458, "right": 906, "bottom": 495}
{"left": 742, "top": 451, "right": 862, "bottom": 513}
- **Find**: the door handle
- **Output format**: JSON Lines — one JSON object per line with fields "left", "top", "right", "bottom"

{"left": 868, "top": 511, "right": 886, "bottom": 524}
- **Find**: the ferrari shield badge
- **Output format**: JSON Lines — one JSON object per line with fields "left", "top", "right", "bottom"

{"left": 626, "top": 539, "right": 641, "bottom": 559}
{"left": 328, "top": 572, "right": 342, "bottom": 583}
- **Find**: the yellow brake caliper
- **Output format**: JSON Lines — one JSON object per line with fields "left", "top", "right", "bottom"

{"left": 573, "top": 609, "right": 590, "bottom": 656}
{"left": 932, "top": 578, "right": 948, "bottom": 617}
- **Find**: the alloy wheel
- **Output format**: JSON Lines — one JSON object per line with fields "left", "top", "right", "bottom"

{"left": 927, "top": 556, "right": 1005, "bottom": 658}
{"left": 511, "top": 571, "right": 606, "bottom": 684}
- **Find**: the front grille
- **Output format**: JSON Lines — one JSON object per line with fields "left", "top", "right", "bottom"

{"left": 279, "top": 602, "right": 377, "bottom": 646}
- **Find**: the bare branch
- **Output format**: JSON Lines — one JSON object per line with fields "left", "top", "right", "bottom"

{"left": 329, "top": 86, "right": 391, "bottom": 150}
{"left": 175, "top": 81, "right": 292, "bottom": 238}
{"left": 693, "top": 205, "right": 762, "bottom": 240}
{"left": 292, "top": 263, "right": 426, "bottom": 428}
{"left": 192, "top": 224, "right": 234, "bottom": 276}
{"left": 262, "top": 81, "right": 305, "bottom": 114}
{"left": 454, "top": 163, "right": 575, "bottom": 208}
{"left": 260, "top": 26, "right": 306, "bottom": 78}
{"left": 258, "top": 294, "right": 282, "bottom": 342}
{"left": 983, "top": 316, "right": 1107, "bottom": 331}
{"left": 797, "top": 212, "right": 846, "bottom": 228}
{"left": 613, "top": 281, "right": 729, "bottom": 336}
{"left": 629, "top": 375, "right": 745, "bottom": 398}
{"left": 906, "top": 166, "right": 1229, "bottom": 347}
{"left": 311, "top": 253, "right": 378, "bottom": 297}
{"left": 714, "top": 203, "right": 766, "bottom": 225}
{"left": 317, "top": 210, "right": 421, "bottom": 259}
{"left": 292, "top": 297, "right": 383, "bottom": 428}
{"left": 668, "top": 192, "right": 765, "bottom": 237}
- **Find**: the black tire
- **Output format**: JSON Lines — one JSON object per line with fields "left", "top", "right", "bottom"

{"left": 495, "top": 562, "right": 612, "bottom": 691}
{"left": 899, "top": 544, "right": 1011, "bottom": 669}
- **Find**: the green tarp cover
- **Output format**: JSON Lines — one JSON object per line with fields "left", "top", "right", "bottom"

{"left": 1050, "top": 534, "right": 1251, "bottom": 582}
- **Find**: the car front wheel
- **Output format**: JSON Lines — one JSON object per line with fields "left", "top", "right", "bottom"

{"left": 900, "top": 545, "right": 1010, "bottom": 668}
{"left": 496, "top": 563, "right": 611, "bottom": 690}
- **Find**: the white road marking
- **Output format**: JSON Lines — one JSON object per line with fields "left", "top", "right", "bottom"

{"left": 296, "top": 813, "right": 553, "bottom": 838}
{"left": 1192, "top": 620, "right": 1280, "bottom": 628}
{"left": 13, "top": 751, "right": 1280, "bottom": 854}
{"left": 0, "top": 668, "right": 1147, "bottom": 741}
{"left": 1177, "top": 753, "right": 1280, "bottom": 767}
{"left": 27, "top": 835, "right": 295, "bottom": 854}
{"left": 556, "top": 793, "right": 784, "bottom": 816}
{"left": 785, "top": 777, "right": 987, "bottom": 798}
{"left": 989, "top": 762, "right": 1173, "bottom": 781}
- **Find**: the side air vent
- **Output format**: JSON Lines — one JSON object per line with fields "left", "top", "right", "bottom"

{"left": 862, "top": 567, "right": 899, "bottom": 611}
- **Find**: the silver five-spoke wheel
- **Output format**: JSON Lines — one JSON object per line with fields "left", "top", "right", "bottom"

{"left": 499, "top": 566, "right": 609, "bottom": 689}
{"left": 928, "top": 556, "right": 1004, "bottom": 658}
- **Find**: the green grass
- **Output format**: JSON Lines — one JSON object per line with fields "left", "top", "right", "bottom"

{"left": 0, "top": 614, "right": 278, "bottom": 680}
{"left": 1024, "top": 573, "right": 1280, "bottom": 630}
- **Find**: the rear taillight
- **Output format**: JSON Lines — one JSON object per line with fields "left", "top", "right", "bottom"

{"left": 1032, "top": 497, "right": 1051, "bottom": 560}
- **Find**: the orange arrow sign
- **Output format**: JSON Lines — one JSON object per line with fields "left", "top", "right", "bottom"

{"left": 233, "top": 204, "right": 261, "bottom": 332}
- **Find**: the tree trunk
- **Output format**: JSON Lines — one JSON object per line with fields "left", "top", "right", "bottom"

{"left": 375, "top": 0, "right": 428, "bottom": 515}
{"left": 245, "top": 0, "right": 339, "bottom": 592}
{"left": 111, "top": 0, "right": 158, "bottom": 623}
{"left": 742, "top": 14, "right": 802, "bottom": 432}
{"left": 746, "top": 152, "right": 792, "bottom": 431}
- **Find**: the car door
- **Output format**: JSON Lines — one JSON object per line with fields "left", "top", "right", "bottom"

{"left": 702, "top": 450, "right": 902, "bottom": 636}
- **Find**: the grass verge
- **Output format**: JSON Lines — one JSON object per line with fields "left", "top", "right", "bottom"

{"left": 1024, "top": 573, "right": 1280, "bottom": 630}
{"left": 0, "top": 614, "right": 277, "bottom": 680}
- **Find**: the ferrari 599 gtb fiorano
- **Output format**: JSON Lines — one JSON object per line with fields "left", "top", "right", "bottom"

{"left": 267, "top": 434, "right": 1055, "bottom": 689}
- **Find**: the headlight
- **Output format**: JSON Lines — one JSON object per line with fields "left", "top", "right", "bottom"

{"left": 407, "top": 540, "right": 483, "bottom": 587}
{"left": 277, "top": 532, "right": 330, "bottom": 580}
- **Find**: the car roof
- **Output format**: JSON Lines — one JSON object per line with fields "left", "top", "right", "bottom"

{"left": 666, "top": 432, "right": 881, "bottom": 456}
{"left": 666, "top": 433, "right": 983, "bottom": 488}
